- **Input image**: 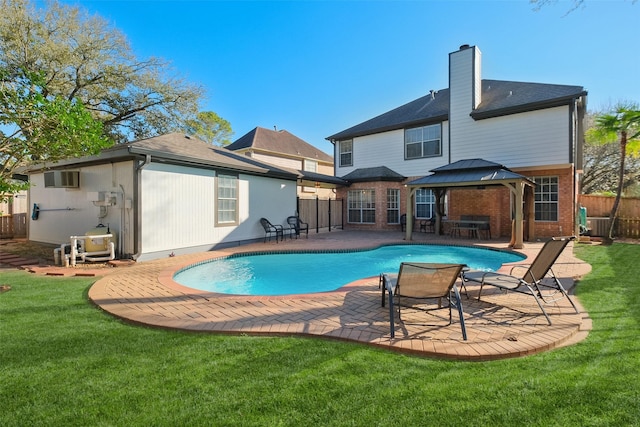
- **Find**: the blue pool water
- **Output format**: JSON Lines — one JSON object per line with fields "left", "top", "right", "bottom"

{"left": 173, "top": 244, "right": 525, "bottom": 296}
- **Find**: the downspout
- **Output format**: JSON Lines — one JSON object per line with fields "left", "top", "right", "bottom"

{"left": 119, "top": 184, "right": 126, "bottom": 257}
{"left": 132, "top": 154, "right": 151, "bottom": 260}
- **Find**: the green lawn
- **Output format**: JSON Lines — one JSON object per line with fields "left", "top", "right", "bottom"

{"left": 1, "top": 243, "right": 639, "bottom": 426}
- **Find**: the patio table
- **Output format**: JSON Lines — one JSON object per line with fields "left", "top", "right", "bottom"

{"left": 444, "top": 219, "right": 489, "bottom": 239}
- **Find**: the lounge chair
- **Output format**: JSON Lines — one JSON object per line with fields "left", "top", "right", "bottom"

{"left": 462, "top": 236, "right": 580, "bottom": 325}
{"left": 287, "top": 216, "right": 309, "bottom": 238}
{"left": 381, "top": 263, "right": 467, "bottom": 340}
{"left": 260, "top": 218, "right": 284, "bottom": 243}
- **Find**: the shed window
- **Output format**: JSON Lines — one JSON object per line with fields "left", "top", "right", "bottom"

{"left": 216, "top": 173, "right": 238, "bottom": 225}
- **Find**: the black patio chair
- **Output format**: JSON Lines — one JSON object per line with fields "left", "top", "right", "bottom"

{"left": 260, "top": 218, "right": 284, "bottom": 243}
{"left": 287, "top": 216, "right": 309, "bottom": 239}
{"left": 419, "top": 217, "right": 435, "bottom": 233}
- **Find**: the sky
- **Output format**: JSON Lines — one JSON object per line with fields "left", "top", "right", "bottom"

{"left": 53, "top": 0, "right": 640, "bottom": 155}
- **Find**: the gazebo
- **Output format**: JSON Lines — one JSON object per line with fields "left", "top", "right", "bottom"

{"left": 404, "top": 159, "right": 535, "bottom": 248}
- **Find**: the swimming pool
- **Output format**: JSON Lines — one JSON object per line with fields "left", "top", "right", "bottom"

{"left": 173, "top": 244, "right": 525, "bottom": 296}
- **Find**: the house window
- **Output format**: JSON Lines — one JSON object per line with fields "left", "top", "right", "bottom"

{"left": 415, "top": 189, "right": 436, "bottom": 218}
{"left": 348, "top": 189, "right": 375, "bottom": 223}
{"left": 339, "top": 140, "right": 353, "bottom": 167}
{"left": 534, "top": 176, "right": 558, "bottom": 221}
{"left": 216, "top": 173, "right": 238, "bottom": 225}
{"left": 405, "top": 124, "right": 441, "bottom": 159}
{"left": 303, "top": 159, "right": 317, "bottom": 172}
{"left": 387, "top": 189, "right": 400, "bottom": 224}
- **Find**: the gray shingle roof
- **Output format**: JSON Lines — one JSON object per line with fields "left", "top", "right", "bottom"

{"left": 340, "top": 166, "right": 405, "bottom": 183}
{"left": 472, "top": 80, "right": 587, "bottom": 119}
{"left": 407, "top": 158, "right": 533, "bottom": 187}
{"left": 326, "top": 80, "right": 586, "bottom": 141}
{"left": 228, "top": 127, "right": 333, "bottom": 163}
{"left": 327, "top": 90, "right": 448, "bottom": 141}
{"left": 26, "top": 133, "right": 299, "bottom": 180}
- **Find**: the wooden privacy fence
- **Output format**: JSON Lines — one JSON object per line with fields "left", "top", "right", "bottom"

{"left": 579, "top": 194, "right": 640, "bottom": 238}
{"left": 0, "top": 213, "right": 27, "bottom": 239}
{"left": 297, "top": 197, "right": 343, "bottom": 233}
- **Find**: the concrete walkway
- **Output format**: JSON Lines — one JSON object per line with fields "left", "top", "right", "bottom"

{"left": 83, "top": 230, "right": 592, "bottom": 360}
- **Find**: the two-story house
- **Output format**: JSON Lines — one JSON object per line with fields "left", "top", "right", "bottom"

{"left": 227, "top": 127, "right": 343, "bottom": 199}
{"left": 327, "top": 44, "right": 587, "bottom": 247}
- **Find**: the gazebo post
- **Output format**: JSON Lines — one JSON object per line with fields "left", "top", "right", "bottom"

{"left": 405, "top": 187, "right": 416, "bottom": 241}
{"left": 505, "top": 181, "right": 525, "bottom": 249}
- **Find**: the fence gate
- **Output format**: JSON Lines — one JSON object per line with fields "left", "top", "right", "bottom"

{"left": 297, "top": 197, "right": 343, "bottom": 233}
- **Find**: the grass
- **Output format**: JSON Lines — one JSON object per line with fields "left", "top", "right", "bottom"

{"left": 1, "top": 242, "right": 639, "bottom": 426}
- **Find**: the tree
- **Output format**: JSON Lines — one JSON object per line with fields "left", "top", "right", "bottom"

{"left": 582, "top": 111, "right": 640, "bottom": 195}
{"left": 0, "top": 0, "right": 205, "bottom": 144}
{"left": 1, "top": 68, "right": 110, "bottom": 196}
{"left": 184, "top": 111, "right": 234, "bottom": 146}
{"left": 587, "top": 103, "right": 640, "bottom": 241}
{"left": 530, "top": 0, "right": 585, "bottom": 13}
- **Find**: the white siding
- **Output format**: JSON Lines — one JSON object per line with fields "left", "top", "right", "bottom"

{"left": 449, "top": 46, "right": 479, "bottom": 157}
{"left": 140, "top": 164, "right": 215, "bottom": 254}
{"left": 450, "top": 106, "right": 571, "bottom": 167}
{"left": 335, "top": 124, "right": 452, "bottom": 178}
{"left": 28, "top": 161, "right": 135, "bottom": 254}
{"left": 138, "top": 163, "right": 297, "bottom": 260}
{"left": 335, "top": 106, "right": 570, "bottom": 177}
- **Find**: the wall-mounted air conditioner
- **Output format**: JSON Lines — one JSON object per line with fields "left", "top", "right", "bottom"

{"left": 44, "top": 171, "right": 80, "bottom": 188}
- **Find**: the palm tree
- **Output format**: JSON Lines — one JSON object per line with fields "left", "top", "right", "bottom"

{"left": 589, "top": 103, "right": 640, "bottom": 241}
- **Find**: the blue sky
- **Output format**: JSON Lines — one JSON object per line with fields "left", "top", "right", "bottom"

{"left": 59, "top": 0, "right": 639, "bottom": 155}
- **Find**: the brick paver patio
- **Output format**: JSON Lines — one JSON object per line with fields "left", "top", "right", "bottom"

{"left": 81, "top": 231, "right": 592, "bottom": 360}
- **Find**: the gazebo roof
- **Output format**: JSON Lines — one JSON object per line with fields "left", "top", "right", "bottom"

{"left": 406, "top": 159, "right": 534, "bottom": 187}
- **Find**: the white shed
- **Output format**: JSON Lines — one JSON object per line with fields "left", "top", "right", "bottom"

{"left": 25, "top": 133, "right": 299, "bottom": 261}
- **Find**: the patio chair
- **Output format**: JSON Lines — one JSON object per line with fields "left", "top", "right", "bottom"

{"left": 381, "top": 263, "right": 467, "bottom": 340}
{"left": 287, "top": 216, "right": 309, "bottom": 239}
{"left": 400, "top": 214, "right": 415, "bottom": 232}
{"left": 475, "top": 215, "right": 491, "bottom": 239}
{"left": 461, "top": 236, "right": 580, "bottom": 325}
{"left": 260, "top": 218, "right": 284, "bottom": 243}
{"left": 419, "top": 217, "right": 435, "bottom": 233}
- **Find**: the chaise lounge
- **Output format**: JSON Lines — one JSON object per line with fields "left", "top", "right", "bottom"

{"left": 462, "top": 236, "right": 580, "bottom": 325}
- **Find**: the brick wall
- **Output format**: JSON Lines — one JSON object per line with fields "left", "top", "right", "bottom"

{"left": 337, "top": 165, "right": 576, "bottom": 239}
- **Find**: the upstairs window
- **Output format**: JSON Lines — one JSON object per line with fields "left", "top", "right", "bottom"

{"left": 405, "top": 124, "right": 441, "bottom": 159}
{"left": 303, "top": 159, "right": 318, "bottom": 172}
{"left": 339, "top": 140, "right": 353, "bottom": 167}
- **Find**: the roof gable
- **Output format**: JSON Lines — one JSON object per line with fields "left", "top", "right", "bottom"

{"left": 228, "top": 127, "right": 333, "bottom": 163}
